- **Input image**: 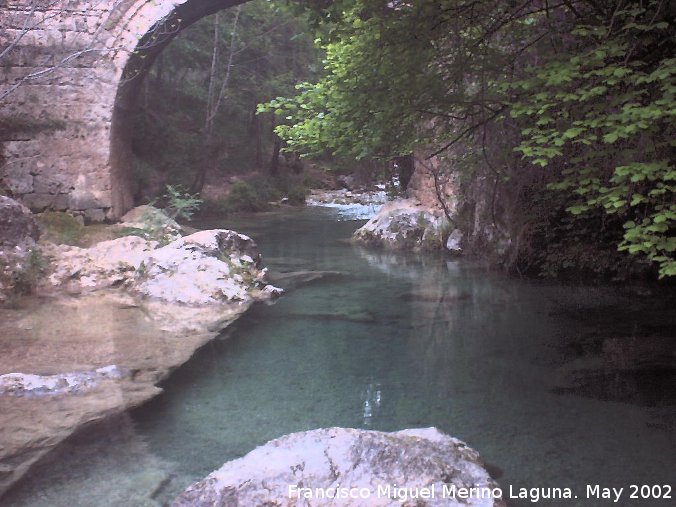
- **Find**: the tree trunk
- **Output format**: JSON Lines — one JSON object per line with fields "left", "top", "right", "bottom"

{"left": 270, "top": 137, "right": 282, "bottom": 177}
{"left": 191, "top": 8, "right": 241, "bottom": 194}
{"left": 395, "top": 155, "right": 414, "bottom": 191}
{"left": 248, "top": 104, "right": 262, "bottom": 167}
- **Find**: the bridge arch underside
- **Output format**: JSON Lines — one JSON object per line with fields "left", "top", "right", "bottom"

{"left": 110, "top": 0, "right": 247, "bottom": 217}
{"left": 0, "top": 0, "right": 245, "bottom": 221}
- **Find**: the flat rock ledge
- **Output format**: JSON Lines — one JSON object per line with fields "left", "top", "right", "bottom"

{"left": 0, "top": 366, "right": 125, "bottom": 397}
{"left": 0, "top": 227, "right": 283, "bottom": 497}
{"left": 174, "top": 427, "right": 505, "bottom": 507}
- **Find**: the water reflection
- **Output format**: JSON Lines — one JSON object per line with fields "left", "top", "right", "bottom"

{"left": 362, "top": 382, "right": 382, "bottom": 426}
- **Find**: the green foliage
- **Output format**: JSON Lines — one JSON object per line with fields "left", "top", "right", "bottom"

{"left": 216, "top": 175, "right": 308, "bottom": 212}
{"left": 510, "top": 1, "right": 675, "bottom": 277}
{"left": 162, "top": 185, "right": 203, "bottom": 220}
{"left": 12, "top": 248, "right": 48, "bottom": 296}
{"left": 518, "top": 188, "right": 644, "bottom": 279}
{"left": 285, "top": 184, "right": 308, "bottom": 205}
{"left": 274, "top": 0, "right": 675, "bottom": 278}
{"left": 259, "top": 2, "right": 438, "bottom": 159}
{"left": 220, "top": 181, "right": 273, "bottom": 212}
{"left": 131, "top": 1, "right": 319, "bottom": 193}
{"left": 116, "top": 203, "right": 183, "bottom": 245}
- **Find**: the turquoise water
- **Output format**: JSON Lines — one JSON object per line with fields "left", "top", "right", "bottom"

{"left": 5, "top": 207, "right": 675, "bottom": 506}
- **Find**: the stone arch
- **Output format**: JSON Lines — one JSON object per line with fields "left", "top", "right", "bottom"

{"left": 0, "top": 0, "right": 246, "bottom": 220}
{"left": 109, "top": 0, "right": 246, "bottom": 217}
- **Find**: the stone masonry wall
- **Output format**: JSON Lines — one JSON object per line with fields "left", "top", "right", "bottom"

{"left": 0, "top": 0, "right": 242, "bottom": 221}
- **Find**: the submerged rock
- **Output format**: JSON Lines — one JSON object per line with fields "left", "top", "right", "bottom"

{"left": 174, "top": 427, "right": 504, "bottom": 507}
{"left": 267, "top": 270, "right": 345, "bottom": 289}
{"left": 354, "top": 199, "right": 449, "bottom": 251}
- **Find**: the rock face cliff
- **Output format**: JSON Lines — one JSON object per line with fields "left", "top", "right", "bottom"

{"left": 174, "top": 427, "right": 505, "bottom": 507}
{"left": 353, "top": 155, "right": 513, "bottom": 263}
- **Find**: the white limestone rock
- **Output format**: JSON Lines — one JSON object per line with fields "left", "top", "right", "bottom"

{"left": 446, "top": 229, "right": 463, "bottom": 254}
{"left": 46, "top": 236, "right": 156, "bottom": 290}
{"left": 46, "top": 229, "right": 275, "bottom": 305}
{"left": 0, "top": 365, "right": 126, "bottom": 397}
{"left": 173, "top": 427, "right": 505, "bottom": 507}
{"left": 354, "top": 199, "right": 448, "bottom": 251}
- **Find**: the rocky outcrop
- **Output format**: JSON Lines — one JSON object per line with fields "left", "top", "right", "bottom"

{"left": 0, "top": 196, "right": 39, "bottom": 249}
{"left": 0, "top": 366, "right": 125, "bottom": 397}
{"left": 354, "top": 199, "right": 449, "bottom": 251}
{"left": 174, "top": 427, "right": 504, "bottom": 507}
{"left": 44, "top": 229, "right": 280, "bottom": 304}
{"left": 0, "top": 225, "right": 282, "bottom": 497}
{"left": 0, "top": 196, "right": 40, "bottom": 301}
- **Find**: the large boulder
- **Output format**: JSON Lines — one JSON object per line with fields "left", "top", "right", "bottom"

{"left": 46, "top": 229, "right": 281, "bottom": 304}
{"left": 0, "top": 196, "right": 39, "bottom": 250}
{"left": 0, "top": 196, "right": 40, "bottom": 301}
{"left": 136, "top": 230, "right": 267, "bottom": 304}
{"left": 174, "top": 427, "right": 505, "bottom": 507}
{"left": 354, "top": 199, "right": 448, "bottom": 251}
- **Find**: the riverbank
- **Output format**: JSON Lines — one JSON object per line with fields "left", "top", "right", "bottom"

{"left": 0, "top": 213, "right": 283, "bottom": 497}
{"left": 0, "top": 291, "right": 258, "bottom": 496}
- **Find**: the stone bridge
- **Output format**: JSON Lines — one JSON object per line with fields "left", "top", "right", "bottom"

{"left": 1, "top": 0, "right": 247, "bottom": 221}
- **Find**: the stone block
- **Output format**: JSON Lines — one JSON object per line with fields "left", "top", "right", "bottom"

{"left": 32, "top": 172, "right": 73, "bottom": 194}
{"left": 83, "top": 207, "right": 105, "bottom": 222}
{"left": 1, "top": 163, "right": 34, "bottom": 194}
{"left": 21, "top": 192, "right": 56, "bottom": 211}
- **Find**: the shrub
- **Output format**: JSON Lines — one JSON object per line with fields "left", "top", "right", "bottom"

{"left": 162, "top": 185, "right": 202, "bottom": 220}
{"left": 12, "top": 248, "right": 48, "bottom": 295}
{"left": 220, "top": 181, "right": 271, "bottom": 212}
{"left": 286, "top": 184, "right": 308, "bottom": 205}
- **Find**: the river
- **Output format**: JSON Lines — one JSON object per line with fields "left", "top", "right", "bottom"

{"left": 4, "top": 207, "right": 675, "bottom": 506}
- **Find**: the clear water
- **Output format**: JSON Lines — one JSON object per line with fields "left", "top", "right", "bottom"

{"left": 5, "top": 208, "right": 675, "bottom": 506}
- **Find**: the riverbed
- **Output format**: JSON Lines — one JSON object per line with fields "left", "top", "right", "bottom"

{"left": 4, "top": 207, "right": 675, "bottom": 506}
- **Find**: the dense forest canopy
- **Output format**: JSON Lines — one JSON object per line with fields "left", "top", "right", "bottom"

{"left": 260, "top": 0, "right": 674, "bottom": 277}
{"left": 127, "top": 0, "right": 674, "bottom": 278}
{"left": 131, "top": 1, "right": 319, "bottom": 201}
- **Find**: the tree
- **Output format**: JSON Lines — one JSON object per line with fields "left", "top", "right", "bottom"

{"left": 131, "top": 1, "right": 318, "bottom": 194}
{"left": 510, "top": 1, "right": 675, "bottom": 277}
{"left": 263, "top": 0, "right": 675, "bottom": 277}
